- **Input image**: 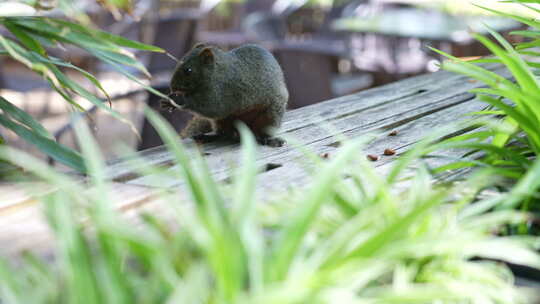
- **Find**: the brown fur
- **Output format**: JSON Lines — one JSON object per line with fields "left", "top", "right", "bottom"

{"left": 180, "top": 116, "right": 213, "bottom": 138}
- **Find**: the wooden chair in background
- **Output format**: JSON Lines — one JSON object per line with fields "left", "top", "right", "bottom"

{"left": 271, "top": 44, "right": 334, "bottom": 109}
{"left": 144, "top": 9, "right": 202, "bottom": 73}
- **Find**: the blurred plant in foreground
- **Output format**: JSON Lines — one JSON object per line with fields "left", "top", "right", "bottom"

{"left": 0, "top": 109, "right": 539, "bottom": 303}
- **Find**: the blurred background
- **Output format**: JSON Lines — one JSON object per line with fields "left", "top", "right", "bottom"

{"left": 0, "top": 0, "right": 527, "bottom": 162}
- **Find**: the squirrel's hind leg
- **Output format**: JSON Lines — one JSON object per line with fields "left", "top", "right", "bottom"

{"left": 251, "top": 108, "right": 286, "bottom": 147}
{"left": 214, "top": 118, "right": 241, "bottom": 141}
{"left": 181, "top": 116, "right": 214, "bottom": 139}
{"left": 256, "top": 134, "right": 285, "bottom": 147}
{"left": 188, "top": 117, "right": 240, "bottom": 144}
{"left": 235, "top": 106, "right": 285, "bottom": 147}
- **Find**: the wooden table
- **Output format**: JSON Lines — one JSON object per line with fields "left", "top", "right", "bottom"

{"left": 331, "top": 8, "right": 521, "bottom": 83}
{"left": 0, "top": 63, "right": 511, "bottom": 257}
{"left": 332, "top": 8, "right": 520, "bottom": 42}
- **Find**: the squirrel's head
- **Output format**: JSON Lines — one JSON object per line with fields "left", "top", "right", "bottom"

{"left": 169, "top": 43, "right": 215, "bottom": 103}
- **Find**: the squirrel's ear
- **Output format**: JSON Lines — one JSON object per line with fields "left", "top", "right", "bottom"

{"left": 199, "top": 48, "right": 214, "bottom": 64}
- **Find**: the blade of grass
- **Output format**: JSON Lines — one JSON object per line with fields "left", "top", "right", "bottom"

{"left": 267, "top": 139, "right": 364, "bottom": 282}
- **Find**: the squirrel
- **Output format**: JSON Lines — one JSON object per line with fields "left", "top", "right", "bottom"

{"left": 161, "top": 43, "right": 289, "bottom": 147}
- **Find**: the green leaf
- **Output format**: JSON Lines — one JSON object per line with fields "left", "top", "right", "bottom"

{"left": 0, "top": 36, "right": 64, "bottom": 90}
{"left": 51, "top": 18, "right": 164, "bottom": 52}
{"left": 44, "top": 193, "right": 103, "bottom": 304}
{"left": 33, "top": 54, "right": 111, "bottom": 105}
{"left": 470, "top": 90, "right": 538, "bottom": 134}
{"left": 475, "top": 4, "right": 540, "bottom": 30}
{"left": 517, "top": 50, "right": 540, "bottom": 58}
{"left": 498, "top": 157, "right": 540, "bottom": 209}
{"left": 0, "top": 113, "right": 86, "bottom": 172}
{"left": 475, "top": 29, "right": 539, "bottom": 94}
{"left": 0, "top": 96, "right": 52, "bottom": 139}
{"left": 430, "top": 47, "right": 516, "bottom": 89}
{"left": 99, "top": 56, "right": 171, "bottom": 101}
{"left": 516, "top": 40, "right": 540, "bottom": 50}
{"left": 10, "top": 18, "right": 124, "bottom": 53}
{"left": 2, "top": 19, "right": 46, "bottom": 55}
{"left": 143, "top": 107, "right": 246, "bottom": 301}
{"left": 90, "top": 48, "right": 150, "bottom": 78}
{"left": 232, "top": 123, "right": 258, "bottom": 224}
{"left": 268, "top": 139, "right": 364, "bottom": 282}
{"left": 43, "top": 62, "right": 138, "bottom": 135}
{"left": 510, "top": 30, "right": 540, "bottom": 38}
{"left": 341, "top": 190, "right": 444, "bottom": 261}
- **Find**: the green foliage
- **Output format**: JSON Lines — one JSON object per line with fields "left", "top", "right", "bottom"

{"left": 0, "top": 3, "right": 168, "bottom": 173}
{"left": 0, "top": 111, "right": 538, "bottom": 303}
{"left": 415, "top": 0, "right": 540, "bottom": 17}
{"left": 431, "top": 1, "right": 540, "bottom": 194}
{"left": 0, "top": 96, "right": 86, "bottom": 171}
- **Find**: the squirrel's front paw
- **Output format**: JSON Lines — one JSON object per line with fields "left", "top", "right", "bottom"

{"left": 159, "top": 99, "right": 176, "bottom": 113}
{"left": 258, "top": 136, "right": 285, "bottom": 147}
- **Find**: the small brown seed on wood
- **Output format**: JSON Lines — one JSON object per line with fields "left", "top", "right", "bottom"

{"left": 367, "top": 154, "right": 379, "bottom": 161}
{"left": 388, "top": 130, "right": 398, "bottom": 136}
{"left": 383, "top": 148, "right": 396, "bottom": 156}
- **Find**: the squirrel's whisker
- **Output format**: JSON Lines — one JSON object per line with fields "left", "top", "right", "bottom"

{"left": 167, "top": 99, "right": 183, "bottom": 109}
{"left": 166, "top": 52, "right": 179, "bottom": 62}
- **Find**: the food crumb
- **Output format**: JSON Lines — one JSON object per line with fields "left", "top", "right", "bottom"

{"left": 367, "top": 154, "right": 379, "bottom": 161}
{"left": 383, "top": 148, "right": 396, "bottom": 156}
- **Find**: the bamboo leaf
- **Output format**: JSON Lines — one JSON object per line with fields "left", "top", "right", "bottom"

{"left": 0, "top": 113, "right": 86, "bottom": 172}
{"left": 2, "top": 19, "right": 46, "bottom": 55}
{"left": 0, "top": 96, "right": 52, "bottom": 139}
{"left": 430, "top": 47, "right": 516, "bottom": 89}
{"left": 51, "top": 18, "right": 164, "bottom": 52}
{"left": 476, "top": 29, "right": 539, "bottom": 94}
{"left": 90, "top": 48, "right": 150, "bottom": 78}
{"left": 34, "top": 54, "right": 111, "bottom": 105}
{"left": 510, "top": 30, "right": 540, "bottom": 38}
{"left": 470, "top": 89, "right": 538, "bottom": 133}
{"left": 475, "top": 4, "right": 540, "bottom": 29}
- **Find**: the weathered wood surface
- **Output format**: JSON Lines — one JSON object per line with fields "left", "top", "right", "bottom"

{"left": 0, "top": 64, "right": 511, "bottom": 256}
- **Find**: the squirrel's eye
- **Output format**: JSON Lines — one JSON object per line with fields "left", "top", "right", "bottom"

{"left": 184, "top": 67, "right": 193, "bottom": 75}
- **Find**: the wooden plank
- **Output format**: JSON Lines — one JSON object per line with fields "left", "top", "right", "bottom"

{"left": 126, "top": 71, "right": 508, "bottom": 188}
{"left": 106, "top": 64, "right": 507, "bottom": 183}
{"left": 0, "top": 183, "right": 159, "bottom": 257}
{"left": 0, "top": 182, "right": 49, "bottom": 213}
